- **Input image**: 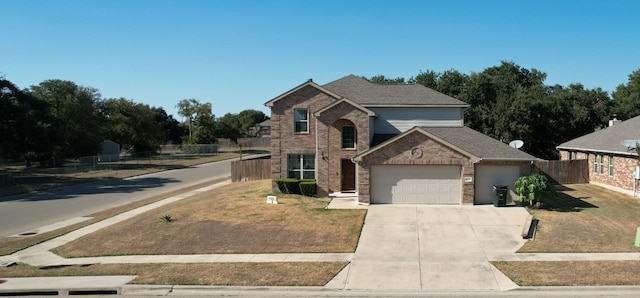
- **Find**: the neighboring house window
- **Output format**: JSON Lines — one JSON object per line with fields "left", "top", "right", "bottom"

{"left": 294, "top": 109, "right": 309, "bottom": 133}
{"left": 600, "top": 155, "right": 605, "bottom": 174}
{"left": 287, "top": 154, "right": 315, "bottom": 179}
{"left": 609, "top": 156, "right": 614, "bottom": 176}
{"left": 342, "top": 126, "right": 356, "bottom": 149}
{"left": 593, "top": 154, "right": 598, "bottom": 173}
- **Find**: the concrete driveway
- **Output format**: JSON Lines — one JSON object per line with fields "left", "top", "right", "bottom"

{"left": 332, "top": 205, "right": 529, "bottom": 291}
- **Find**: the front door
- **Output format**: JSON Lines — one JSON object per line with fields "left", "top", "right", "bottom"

{"left": 341, "top": 159, "right": 356, "bottom": 191}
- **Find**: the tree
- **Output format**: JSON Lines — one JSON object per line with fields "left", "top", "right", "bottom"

{"left": 176, "top": 98, "right": 199, "bottom": 138}
{"left": 365, "top": 75, "right": 406, "bottom": 84}
{"left": 411, "top": 70, "right": 439, "bottom": 89}
{"left": 216, "top": 113, "right": 243, "bottom": 142}
{"left": 176, "top": 99, "right": 216, "bottom": 144}
{"left": 238, "top": 109, "right": 268, "bottom": 136}
{"left": 612, "top": 69, "right": 640, "bottom": 120}
{"left": 100, "top": 98, "right": 176, "bottom": 152}
{"left": 0, "top": 78, "right": 52, "bottom": 163}
{"left": 437, "top": 69, "right": 469, "bottom": 99}
{"left": 29, "top": 80, "right": 104, "bottom": 159}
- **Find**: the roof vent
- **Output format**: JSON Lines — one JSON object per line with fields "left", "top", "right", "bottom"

{"left": 307, "top": 78, "right": 313, "bottom": 83}
{"left": 609, "top": 117, "right": 622, "bottom": 127}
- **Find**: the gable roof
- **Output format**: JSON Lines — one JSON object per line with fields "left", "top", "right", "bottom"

{"left": 420, "top": 126, "right": 537, "bottom": 161}
{"left": 557, "top": 115, "right": 640, "bottom": 156}
{"left": 264, "top": 79, "right": 342, "bottom": 107}
{"left": 355, "top": 126, "right": 536, "bottom": 162}
{"left": 313, "top": 97, "right": 376, "bottom": 117}
{"left": 322, "top": 75, "right": 469, "bottom": 107}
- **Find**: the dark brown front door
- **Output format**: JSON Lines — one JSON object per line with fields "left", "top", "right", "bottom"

{"left": 341, "top": 159, "right": 356, "bottom": 191}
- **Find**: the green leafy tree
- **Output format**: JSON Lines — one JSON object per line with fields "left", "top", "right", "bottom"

{"left": 411, "top": 70, "right": 439, "bottom": 89}
{"left": 176, "top": 98, "right": 200, "bottom": 138}
{"left": 365, "top": 75, "right": 406, "bottom": 84}
{"left": 176, "top": 99, "right": 216, "bottom": 144}
{"left": 437, "top": 69, "right": 469, "bottom": 99}
{"left": 612, "top": 69, "right": 640, "bottom": 120}
{"left": 29, "top": 80, "right": 104, "bottom": 159}
{"left": 191, "top": 102, "right": 217, "bottom": 144}
{"left": 0, "top": 78, "right": 52, "bottom": 163}
{"left": 238, "top": 109, "right": 268, "bottom": 136}
{"left": 216, "top": 113, "right": 243, "bottom": 142}
{"left": 100, "top": 98, "right": 175, "bottom": 152}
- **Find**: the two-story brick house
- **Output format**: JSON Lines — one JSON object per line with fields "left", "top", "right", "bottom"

{"left": 265, "top": 75, "right": 536, "bottom": 205}
{"left": 557, "top": 115, "right": 640, "bottom": 196}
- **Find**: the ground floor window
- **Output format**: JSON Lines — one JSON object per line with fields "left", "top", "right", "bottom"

{"left": 593, "top": 154, "right": 598, "bottom": 173}
{"left": 609, "top": 156, "right": 614, "bottom": 176}
{"left": 287, "top": 154, "right": 315, "bottom": 179}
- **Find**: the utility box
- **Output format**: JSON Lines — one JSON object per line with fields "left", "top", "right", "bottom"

{"left": 493, "top": 185, "right": 508, "bottom": 207}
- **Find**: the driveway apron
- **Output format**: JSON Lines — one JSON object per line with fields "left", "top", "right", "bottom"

{"left": 343, "top": 205, "right": 529, "bottom": 291}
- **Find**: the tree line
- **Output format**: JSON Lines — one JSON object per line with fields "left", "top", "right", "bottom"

{"left": 365, "top": 61, "right": 640, "bottom": 159}
{"left": 0, "top": 78, "right": 268, "bottom": 165}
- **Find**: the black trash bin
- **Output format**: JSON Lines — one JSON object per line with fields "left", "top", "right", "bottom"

{"left": 492, "top": 185, "right": 508, "bottom": 207}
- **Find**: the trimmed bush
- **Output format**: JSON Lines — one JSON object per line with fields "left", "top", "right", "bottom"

{"left": 276, "top": 178, "right": 301, "bottom": 194}
{"left": 275, "top": 178, "right": 287, "bottom": 193}
{"left": 299, "top": 180, "right": 317, "bottom": 197}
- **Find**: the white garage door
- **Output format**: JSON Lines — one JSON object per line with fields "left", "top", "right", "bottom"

{"left": 371, "top": 165, "right": 461, "bottom": 204}
{"left": 474, "top": 165, "right": 521, "bottom": 205}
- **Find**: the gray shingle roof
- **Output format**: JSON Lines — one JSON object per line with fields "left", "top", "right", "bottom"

{"left": 420, "top": 126, "right": 537, "bottom": 161}
{"left": 557, "top": 115, "right": 640, "bottom": 156}
{"left": 322, "top": 75, "right": 468, "bottom": 106}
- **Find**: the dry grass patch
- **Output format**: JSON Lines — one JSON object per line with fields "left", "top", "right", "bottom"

{"left": 493, "top": 260, "right": 640, "bottom": 286}
{"left": 0, "top": 179, "right": 227, "bottom": 256}
{"left": 55, "top": 180, "right": 366, "bottom": 257}
{"left": 0, "top": 262, "right": 346, "bottom": 286}
{"left": 518, "top": 184, "right": 640, "bottom": 253}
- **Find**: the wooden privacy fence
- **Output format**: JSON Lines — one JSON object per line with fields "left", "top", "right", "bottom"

{"left": 231, "top": 158, "right": 271, "bottom": 182}
{"left": 532, "top": 159, "right": 589, "bottom": 185}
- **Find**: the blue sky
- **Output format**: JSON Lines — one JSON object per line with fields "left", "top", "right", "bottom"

{"left": 2, "top": 0, "right": 639, "bottom": 120}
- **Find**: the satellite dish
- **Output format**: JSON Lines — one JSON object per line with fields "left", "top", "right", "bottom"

{"left": 621, "top": 140, "right": 640, "bottom": 151}
{"left": 509, "top": 140, "right": 524, "bottom": 149}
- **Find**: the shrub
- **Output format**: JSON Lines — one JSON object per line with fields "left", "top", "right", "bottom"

{"left": 299, "top": 180, "right": 317, "bottom": 197}
{"left": 275, "top": 178, "right": 287, "bottom": 193}
{"left": 514, "top": 174, "right": 556, "bottom": 206}
{"left": 276, "top": 178, "right": 301, "bottom": 194}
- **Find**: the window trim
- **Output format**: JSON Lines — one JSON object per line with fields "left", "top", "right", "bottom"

{"left": 341, "top": 125, "right": 356, "bottom": 149}
{"left": 287, "top": 154, "right": 315, "bottom": 179}
{"left": 294, "top": 108, "right": 309, "bottom": 133}
{"left": 609, "top": 155, "right": 614, "bottom": 176}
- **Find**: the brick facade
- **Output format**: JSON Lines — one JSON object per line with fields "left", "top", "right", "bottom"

{"left": 270, "top": 85, "right": 336, "bottom": 194}
{"left": 315, "top": 102, "right": 371, "bottom": 196}
{"left": 356, "top": 130, "right": 475, "bottom": 204}
{"left": 559, "top": 149, "right": 640, "bottom": 195}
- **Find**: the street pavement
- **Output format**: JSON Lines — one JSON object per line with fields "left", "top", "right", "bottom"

{"left": 0, "top": 157, "right": 238, "bottom": 237}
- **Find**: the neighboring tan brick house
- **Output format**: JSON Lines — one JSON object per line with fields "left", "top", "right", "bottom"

{"left": 557, "top": 115, "right": 640, "bottom": 196}
{"left": 265, "top": 75, "right": 536, "bottom": 205}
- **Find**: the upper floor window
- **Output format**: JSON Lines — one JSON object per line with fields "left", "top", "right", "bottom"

{"left": 609, "top": 156, "right": 614, "bottom": 176}
{"left": 342, "top": 126, "right": 356, "bottom": 149}
{"left": 294, "top": 109, "right": 308, "bottom": 133}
